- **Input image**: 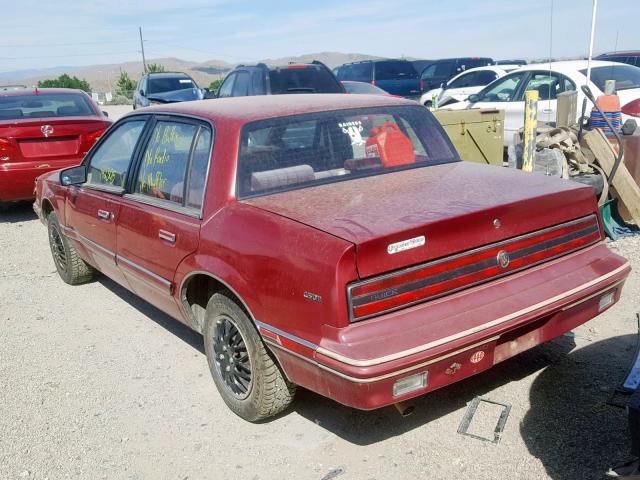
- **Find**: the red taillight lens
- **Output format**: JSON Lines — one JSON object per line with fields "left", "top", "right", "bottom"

{"left": 347, "top": 215, "right": 601, "bottom": 322}
{"left": 420, "top": 79, "right": 424, "bottom": 91}
{"left": 622, "top": 99, "right": 640, "bottom": 117}
{"left": 371, "top": 80, "right": 376, "bottom": 86}
{"left": 83, "top": 129, "right": 105, "bottom": 146}
{"left": 287, "top": 64, "right": 307, "bottom": 69}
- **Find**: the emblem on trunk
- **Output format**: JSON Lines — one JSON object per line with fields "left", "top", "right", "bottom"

{"left": 387, "top": 235, "right": 425, "bottom": 255}
{"left": 41, "top": 125, "right": 54, "bottom": 137}
{"left": 496, "top": 250, "right": 510, "bottom": 269}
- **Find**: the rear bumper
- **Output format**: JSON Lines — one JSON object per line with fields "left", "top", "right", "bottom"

{"left": 260, "top": 242, "right": 630, "bottom": 410}
{"left": 0, "top": 160, "right": 75, "bottom": 202}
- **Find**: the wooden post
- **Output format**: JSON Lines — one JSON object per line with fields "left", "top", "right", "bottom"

{"left": 522, "top": 90, "right": 539, "bottom": 172}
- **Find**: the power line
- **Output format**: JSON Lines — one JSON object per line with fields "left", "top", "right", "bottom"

{"left": 0, "top": 40, "right": 135, "bottom": 48}
{"left": 145, "top": 39, "right": 255, "bottom": 61}
{"left": 0, "top": 51, "right": 140, "bottom": 60}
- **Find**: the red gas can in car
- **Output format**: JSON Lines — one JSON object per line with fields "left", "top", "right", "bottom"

{"left": 365, "top": 122, "right": 415, "bottom": 167}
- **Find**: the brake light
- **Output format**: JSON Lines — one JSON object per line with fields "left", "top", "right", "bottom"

{"left": 83, "top": 129, "right": 105, "bottom": 146}
{"left": 420, "top": 79, "right": 424, "bottom": 91}
{"left": 622, "top": 99, "right": 640, "bottom": 117}
{"left": 287, "top": 64, "right": 307, "bottom": 69}
{"left": 347, "top": 215, "right": 601, "bottom": 322}
{"left": 371, "top": 80, "right": 376, "bottom": 86}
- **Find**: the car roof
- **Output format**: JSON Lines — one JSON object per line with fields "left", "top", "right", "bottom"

{"left": 0, "top": 87, "right": 90, "bottom": 97}
{"left": 597, "top": 51, "right": 640, "bottom": 57}
{"left": 135, "top": 93, "right": 415, "bottom": 123}
{"left": 145, "top": 72, "right": 192, "bottom": 78}
{"left": 515, "top": 60, "right": 622, "bottom": 72}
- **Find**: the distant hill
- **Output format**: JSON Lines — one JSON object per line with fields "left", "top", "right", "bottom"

{"left": 0, "top": 52, "right": 383, "bottom": 92}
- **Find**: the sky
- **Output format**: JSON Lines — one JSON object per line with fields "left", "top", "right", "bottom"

{"left": 2, "top": 0, "right": 640, "bottom": 73}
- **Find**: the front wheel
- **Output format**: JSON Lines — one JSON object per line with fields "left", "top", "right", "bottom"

{"left": 47, "top": 212, "right": 94, "bottom": 285}
{"left": 203, "top": 293, "right": 296, "bottom": 421}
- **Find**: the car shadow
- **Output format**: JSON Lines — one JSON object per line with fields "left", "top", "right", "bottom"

{"left": 97, "top": 275, "right": 204, "bottom": 354}
{"left": 291, "top": 334, "right": 577, "bottom": 445}
{"left": 0, "top": 201, "right": 37, "bottom": 223}
{"left": 521, "top": 333, "right": 637, "bottom": 479}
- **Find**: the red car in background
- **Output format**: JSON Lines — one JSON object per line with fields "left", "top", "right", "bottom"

{"left": 0, "top": 88, "right": 111, "bottom": 204}
{"left": 34, "top": 94, "right": 629, "bottom": 422}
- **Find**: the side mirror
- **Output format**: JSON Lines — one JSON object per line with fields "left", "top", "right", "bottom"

{"left": 467, "top": 94, "right": 480, "bottom": 103}
{"left": 139, "top": 89, "right": 145, "bottom": 96}
{"left": 60, "top": 165, "right": 87, "bottom": 186}
{"left": 102, "top": 110, "right": 109, "bottom": 117}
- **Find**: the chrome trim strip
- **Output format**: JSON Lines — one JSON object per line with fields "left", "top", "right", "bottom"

{"left": 266, "top": 336, "right": 500, "bottom": 384}
{"left": 116, "top": 254, "right": 172, "bottom": 289}
{"left": 255, "top": 320, "right": 318, "bottom": 350}
{"left": 322, "top": 262, "right": 630, "bottom": 367}
{"left": 60, "top": 225, "right": 115, "bottom": 260}
{"left": 347, "top": 214, "right": 600, "bottom": 322}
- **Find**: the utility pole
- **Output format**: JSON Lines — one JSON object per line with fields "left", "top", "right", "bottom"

{"left": 139, "top": 26, "right": 147, "bottom": 73}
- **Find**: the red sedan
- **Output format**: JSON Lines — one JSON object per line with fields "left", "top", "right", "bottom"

{"left": 34, "top": 94, "right": 630, "bottom": 421}
{"left": 0, "top": 88, "right": 111, "bottom": 203}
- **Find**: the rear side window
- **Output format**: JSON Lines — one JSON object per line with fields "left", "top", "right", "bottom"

{"left": 218, "top": 74, "right": 236, "bottom": 98}
{"left": 86, "top": 120, "right": 146, "bottom": 188}
{"left": 0, "top": 94, "right": 95, "bottom": 120}
{"left": 134, "top": 120, "right": 212, "bottom": 211}
{"left": 269, "top": 66, "right": 343, "bottom": 94}
{"left": 580, "top": 65, "right": 640, "bottom": 91}
{"left": 375, "top": 61, "right": 418, "bottom": 80}
{"left": 336, "top": 63, "right": 373, "bottom": 82}
{"left": 237, "top": 106, "right": 458, "bottom": 198}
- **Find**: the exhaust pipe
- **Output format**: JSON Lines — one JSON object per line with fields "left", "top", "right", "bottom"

{"left": 394, "top": 401, "right": 415, "bottom": 417}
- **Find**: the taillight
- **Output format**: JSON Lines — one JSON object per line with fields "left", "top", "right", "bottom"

{"left": 420, "top": 79, "right": 424, "bottom": 91}
{"left": 622, "top": 99, "right": 640, "bottom": 117}
{"left": 287, "top": 64, "right": 307, "bottom": 69}
{"left": 371, "top": 80, "right": 376, "bottom": 86}
{"left": 83, "top": 129, "right": 105, "bottom": 146}
{"left": 347, "top": 215, "right": 601, "bottom": 322}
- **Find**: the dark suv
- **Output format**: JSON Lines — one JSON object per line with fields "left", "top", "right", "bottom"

{"left": 133, "top": 72, "right": 205, "bottom": 109}
{"left": 215, "top": 61, "right": 344, "bottom": 97}
{"left": 334, "top": 59, "right": 420, "bottom": 99}
{"left": 419, "top": 57, "right": 493, "bottom": 92}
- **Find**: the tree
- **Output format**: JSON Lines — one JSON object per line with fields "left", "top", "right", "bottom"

{"left": 37, "top": 74, "right": 91, "bottom": 92}
{"left": 146, "top": 63, "right": 166, "bottom": 73}
{"left": 209, "top": 78, "right": 223, "bottom": 92}
{"left": 116, "top": 71, "right": 136, "bottom": 98}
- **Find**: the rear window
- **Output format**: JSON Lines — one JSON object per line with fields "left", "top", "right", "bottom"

{"left": 269, "top": 66, "right": 343, "bottom": 94}
{"left": 580, "top": 65, "right": 640, "bottom": 91}
{"left": 0, "top": 94, "right": 94, "bottom": 120}
{"left": 237, "top": 106, "right": 458, "bottom": 198}
{"left": 336, "top": 63, "right": 373, "bottom": 82}
{"left": 375, "top": 61, "right": 418, "bottom": 80}
{"left": 147, "top": 76, "right": 196, "bottom": 94}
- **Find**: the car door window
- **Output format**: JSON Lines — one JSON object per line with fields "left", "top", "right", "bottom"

{"left": 86, "top": 120, "right": 146, "bottom": 189}
{"left": 185, "top": 128, "right": 212, "bottom": 209}
{"left": 218, "top": 74, "right": 236, "bottom": 98}
{"left": 135, "top": 121, "right": 199, "bottom": 204}
{"left": 523, "top": 72, "right": 576, "bottom": 101}
{"left": 475, "top": 70, "right": 499, "bottom": 86}
{"left": 252, "top": 71, "right": 266, "bottom": 95}
{"left": 477, "top": 72, "right": 527, "bottom": 102}
{"left": 232, "top": 71, "right": 250, "bottom": 96}
{"left": 448, "top": 71, "right": 477, "bottom": 89}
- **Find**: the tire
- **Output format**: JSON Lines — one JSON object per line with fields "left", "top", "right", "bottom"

{"left": 47, "top": 212, "right": 94, "bottom": 285}
{"left": 203, "top": 293, "right": 296, "bottom": 421}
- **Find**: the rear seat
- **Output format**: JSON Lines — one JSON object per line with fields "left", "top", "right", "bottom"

{"left": 28, "top": 111, "right": 56, "bottom": 118}
{"left": 0, "top": 109, "right": 23, "bottom": 119}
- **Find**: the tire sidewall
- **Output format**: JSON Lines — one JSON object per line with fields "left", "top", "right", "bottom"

{"left": 203, "top": 294, "right": 270, "bottom": 421}
{"left": 47, "top": 212, "right": 72, "bottom": 284}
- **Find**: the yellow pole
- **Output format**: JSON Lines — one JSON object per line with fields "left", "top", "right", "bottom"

{"left": 522, "top": 90, "right": 539, "bottom": 172}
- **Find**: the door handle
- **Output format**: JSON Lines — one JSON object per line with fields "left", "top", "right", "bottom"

{"left": 97, "top": 209, "right": 111, "bottom": 220}
{"left": 158, "top": 229, "right": 176, "bottom": 244}
{"left": 542, "top": 108, "right": 554, "bottom": 114}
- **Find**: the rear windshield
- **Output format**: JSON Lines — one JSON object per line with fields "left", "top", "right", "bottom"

{"left": 268, "top": 66, "right": 343, "bottom": 94}
{"left": 375, "top": 61, "right": 418, "bottom": 80}
{"left": 342, "top": 82, "right": 386, "bottom": 94}
{"left": 237, "top": 106, "right": 458, "bottom": 198}
{"left": 148, "top": 76, "right": 196, "bottom": 94}
{"left": 335, "top": 63, "right": 373, "bottom": 82}
{"left": 0, "top": 93, "right": 94, "bottom": 120}
{"left": 580, "top": 64, "right": 640, "bottom": 91}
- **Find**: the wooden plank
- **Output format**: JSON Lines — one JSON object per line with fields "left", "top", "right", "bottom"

{"left": 583, "top": 129, "right": 640, "bottom": 225}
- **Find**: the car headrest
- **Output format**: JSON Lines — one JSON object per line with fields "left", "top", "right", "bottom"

{"left": 251, "top": 165, "right": 314, "bottom": 192}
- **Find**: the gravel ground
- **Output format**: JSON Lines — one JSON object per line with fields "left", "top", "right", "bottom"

{"left": 1, "top": 203, "right": 639, "bottom": 480}
{"left": 102, "top": 105, "right": 133, "bottom": 121}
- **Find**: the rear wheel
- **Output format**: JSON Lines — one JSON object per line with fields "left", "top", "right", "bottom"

{"left": 47, "top": 212, "right": 94, "bottom": 285}
{"left": 203, "top": 293, "right": 296, "bottom": 421}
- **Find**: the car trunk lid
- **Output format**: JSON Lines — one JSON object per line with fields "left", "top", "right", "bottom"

{"left": 0, "top": 117, "right": 110, "bottom": 163}
{"left": 245, "top": 162, "right": 600, "bottom": 279}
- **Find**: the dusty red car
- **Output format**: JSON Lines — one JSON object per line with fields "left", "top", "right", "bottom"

{"left": 0, "top": 88, "right": 111, "bottom": 204}
{"left": 34, "top": 94, "right": 630, "bottom": 421}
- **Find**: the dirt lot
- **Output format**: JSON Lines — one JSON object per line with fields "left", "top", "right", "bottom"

{"left": 1, "top": 202, "right": 639, "bottom": 480}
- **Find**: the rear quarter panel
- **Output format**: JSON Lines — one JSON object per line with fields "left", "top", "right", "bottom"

{"left": 175, "top": 202, "right": 358, "bottom": 343}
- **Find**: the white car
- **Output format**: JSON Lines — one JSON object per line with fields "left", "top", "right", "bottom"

{"left": 420, "top": 65, "right": 521, "bottom": 107}
{"left": 442, "top": 60, "right": 640, "bottom": 146}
